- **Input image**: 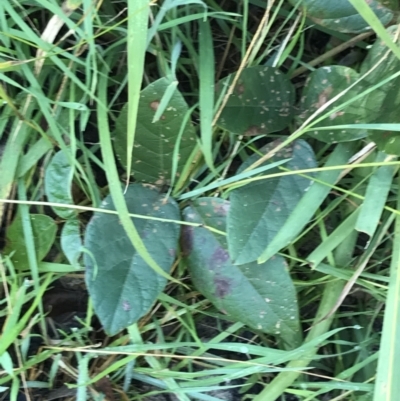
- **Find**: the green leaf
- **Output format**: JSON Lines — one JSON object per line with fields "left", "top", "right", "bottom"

{"left": 361, "top": 25, "right": 400, "bottom": 154}
{"left": 3, "top": 214, "right": 57, "bottom": 270}
{"left": 44, "top": 150, "right": 76, "bottom": 219}
{"left": 361, "top": 26, "right": 400, "bottom": 120}
{"left": 297, "top": 29, "right": 400, "bottom": 147}
{"left": 0, "top": 351, "right": 14, "bottom": 377}
{"left": 290, "top": 0, "right": 393, "bottom": 33}
{"left": 216, "top": 66, "right": 295, "bottom": 135}
{"left": 182, "top": 198, "right": 301, "bottom": 344}
{"left": 258, "top": 142, "right": 358, "bottom": 263}
{"left": 61, "top": 218, "right": 83, "bottom": 266}
{"left": 84, "top": 184, "right": 180, "bottom": 335}
{"left": 227, "top": 139, "right": 317, "bottom": 265}
{"left": 113, "top": 77, "right": 197, "bottom": 184}
{"left": 370, "top": 132, "right": 400, "bottom": 155}
{"left": 298, "top": 66, "right": 367, "bottom": 143}
{"left": 347, "top": 1, "right": 400, "bottom": 61}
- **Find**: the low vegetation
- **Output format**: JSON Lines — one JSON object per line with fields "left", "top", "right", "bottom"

{"left": 0, "top": 0, "right": 400, "bottom": 400}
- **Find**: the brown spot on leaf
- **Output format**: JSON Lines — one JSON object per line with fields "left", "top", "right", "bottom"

{"left": 237, "top": 84, "right": 245, "bottom": 95}
{"left": 213, "top": 202, "right": 230, "bottom": 216}
{"left": 142, "top": 183, "right": 156, "bottom": 189}
{"left": 314, "top": 86, "right": 333, "bottom": 109}
{"left": 150, "top": 100, "right": 160, "bottom": 111}
{"left": 329, "top": 111, "right": 345, "bottom": 119}
{"left": 244, "top": 125, "right": 263, "bottom": 136}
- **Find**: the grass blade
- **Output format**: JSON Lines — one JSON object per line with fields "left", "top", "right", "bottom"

{"left": 356, "top": 152, "right": 397, "bottom": 237}
{"left": 198, "top": 19, "right": 216, "bottom": 172}
{"left": 126, "top": 0, "right": 150, "bottom": 183}
{"left": 257, "top": 142, "right": 357, "bottom": 263}
{"left": 373, "top": 175, "right": 400, "bottom": 401}
{"left": 232, "top": 230, "right": 360, "bottom": 401}
{"left": 347, "top": 0, "right": 400, "bottom": 61}
{"left": 307, "top": 208, "right": 360, "bottom": 269}
{"left": 152, "top": 80, "right": 179, "bottom": 123}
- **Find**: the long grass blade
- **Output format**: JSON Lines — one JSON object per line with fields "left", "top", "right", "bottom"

{"left": 126, "top": 0, "right": 150, "bottom": 184}
{"left": 198, "top": 19, "right": 216, "bottom": 172}
{"left": 356, "top": 152, "right": 397, "bottom": 237}
{"left": 373, "top": 175, "right": 400, "bottom": 401}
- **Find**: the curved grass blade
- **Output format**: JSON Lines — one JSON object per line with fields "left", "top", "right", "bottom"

{"left": 97, "top": 64, "right": 178, "bottom": 284}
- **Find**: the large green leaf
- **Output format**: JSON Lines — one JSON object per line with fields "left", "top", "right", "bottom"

{"left": 3, "top": 214, "right": 56, "bottom": 270}
{"left": 298, "top": 66, "right": 367, "bottom": 143}
{"left": 227, "top": 139, "right": 317, "bottom": 265}
{"left": 289, "top": 0, "right": 394, "bottom": 33}
{"left": 113, "top": 78, "right": 197, "bottom": 184}
{"left": 84, "top": 184, "right": 180, "bottom": 335}
{"left": 44, "top": 149, "right": 76, "bottom": 219}
{"left": 182, "top": 198, "right": 300, "bottom": 344}
{"left": 216, "top": 66, "right": 295, "bottom": 135}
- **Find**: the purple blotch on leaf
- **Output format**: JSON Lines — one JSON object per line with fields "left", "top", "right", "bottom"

{"left": 211, "top": 247, "right": 230, "bottom": 268}
{"left": 214, "top": 276, "right": 232, "bottom": 298}
{"left": 180, "top": 226, "right": 194, "bottom": 257}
